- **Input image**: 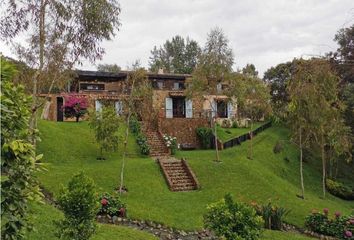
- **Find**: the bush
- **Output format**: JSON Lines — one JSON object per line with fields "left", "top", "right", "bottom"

{"left": 232, "top": 121, "right": 238, "bottom": 128}
{"left": 56, "top": 172, "right": 99, "bottom": 240}
{"left": 204, "top": 194, "right": 263, "bottom": 240}
{"left": 136, "top": 134, "right": 150, "bottom": 155}
{"left": 222, "top": 119, "right": 232, "bottom": 128}
{"left": 98, "top": 192, "right": 126, "bottom": 217}
{"left": 273, "top": 141, "right": 283, "bottom": 154}
{"left": 196, "top": 127, "right": 213, "bottom": 149}
{"left": 63, "top": 95, "right": 88, "bottom": 122}
{"left": 129, "top": 116, "right": 141, "bottom": 135}
{"left": 305, "top": 209, "right": 354, "bottom": 239}
{"left": 162, "top": 134, "right": 177, "bottom": 155}
{"left": 254, "top": 202, "right": 290, "bottom": 230}
{"left": 326, "top": 179, "right": 354, "bottom": 200}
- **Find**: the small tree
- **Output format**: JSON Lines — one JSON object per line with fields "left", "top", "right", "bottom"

{"left": 204, "top": 194, "right": 264, "bottom": 240}
{"left": 63, "top": 95, "right": 88, "bottom": 122}
{"left": 89, "top": 106, "right": 120, "bottom": 160}
{"left": 56, "top": 172, "right": 99, "bottom": 240}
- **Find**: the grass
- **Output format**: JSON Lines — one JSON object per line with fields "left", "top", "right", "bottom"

{"left": 27, "top": 202, "right": 157, "bottom": 240}
{"left": 36, "top": 120, "right": 354, "bottom": 233}
{"left": 216, "top": 122, "right": 263, "bottom": 142}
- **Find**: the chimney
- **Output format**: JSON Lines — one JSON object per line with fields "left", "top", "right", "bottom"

{"left": 158, "top": 68, "right": 164, "bottom": 74}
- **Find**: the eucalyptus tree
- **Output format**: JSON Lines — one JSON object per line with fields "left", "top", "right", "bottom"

{"left": 97, "top": 63, "right": 121, "bottom": 73}
{"left": 0, "top": 0, "right": 121, "bottom": 144}
{"left": 187, "top": 27, "right": 234, "bottom": 162}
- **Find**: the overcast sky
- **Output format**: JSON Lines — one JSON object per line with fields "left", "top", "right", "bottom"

{"left": 1, "top": 0, "right": 353, "bottom": 76}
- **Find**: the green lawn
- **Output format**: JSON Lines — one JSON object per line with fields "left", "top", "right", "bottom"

{"left": 36, "top": 120, "right": 353, "bottom": 233}
{"left": 27, "top": 203, "right": 157, "bottom": 240}
{"left": 216, "top": 122, "right": 263, "bottom": 142}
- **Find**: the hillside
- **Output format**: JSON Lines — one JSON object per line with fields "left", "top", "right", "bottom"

{"left": 36, "top": 120, "right": 353, "bottom": 232}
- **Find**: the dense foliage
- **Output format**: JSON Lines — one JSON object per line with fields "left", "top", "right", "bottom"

{"left": 56, "top": 172, "right": 99, "bottom": 240}
{"left": 99, "top": 192, "right": 126, "bottom": 217}
{"left": 326, "top": 179, "right": 354, "bottom": 200}
{"left": 129, "top": 116, "right": 150, "bottom": 155}
{"left": 149, "top": 35, "right": 201, "bottom": 74}
{"left": 305, "top": 209, "right": 354, "bottom": 239}
{"left": 196, "top": 127, "right": 213, "bottom": 149}
{"left": 63, "top": 95, "right": 88, "bottom": 122}
{"left": 204, "top": 194, "right": 263, "bottom": 240}
{"left": 89, "top": 106, "right": 120, "bottom": 159}
{"left": 253, "top": 202, "right": 290, "bottom": 230}
{"left": 1, "top": 59, "right": 42, "bottom": 240}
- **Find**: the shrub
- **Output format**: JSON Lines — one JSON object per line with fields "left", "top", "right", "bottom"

{"left": 136, "top": 134, "right": 150, "bottom": 155}
{"left": 196, "top": 127, "right": 213, "bottom": 149}
{"left": 326, "top": 179, "right": 354, "bottom": 200}
{"left": 204, "top": 194, "right": 263, "bottom": 240}
{"left": 56, "top": 172, "right": 99, "bottom": 240}
{"left": 253, "top": 202, "right": 290, "bottom": 230}
{"left": 222, "top": 119, "right": 232, "bottom": 128}
{"left": 63, "top": 95, "right": 88, "bottom": 122}
{"left": 305, "top": 209, "right": 354, "bottom": 239}
{"left": 162, "top": 134, "right": 177, "bottom": 155}
{"left": 273, "top": 141, "right": 283, "bottom": 154}
{"left": 98, "top": 192, "right": 126, "bottom": 217}
{"left": 232, "top": 121, "right": 238, "bottom": 128}
{"left": 129, "top": 115, "right": 141, "bottom": 135}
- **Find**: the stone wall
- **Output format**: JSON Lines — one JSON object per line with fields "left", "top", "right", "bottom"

{"left": 158, "top": 117, "right": 209, "bottom": 147}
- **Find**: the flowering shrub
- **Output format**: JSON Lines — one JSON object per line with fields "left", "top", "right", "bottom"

{"left": 98, "top": 192, "right": 126, "bottom": 217}
{"left": 63, "top": 95, "right": 88, "bottom": 122}
{"left": 163, "top": 134, "right": 177, "bottom": 155}
{"left": 136, "top": 134, "right": 150, "bottom": 155}
{"left": 204, "top": 194, "right": 263, "bottom": 240}
{"left": 305, "top": 208, "right": 354, "bottom": 239}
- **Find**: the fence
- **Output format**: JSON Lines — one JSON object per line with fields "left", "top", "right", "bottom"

{"left": 211, "top": 121, "right": 272, "bottom": 150}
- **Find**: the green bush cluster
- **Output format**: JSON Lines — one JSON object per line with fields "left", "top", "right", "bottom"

{"left": 98, "top": 192, "right": 126, "bottom": 217}
{"left": 196, "top": 127, "right": 213, "bottom": 149}
{"left": 56, "top": 172, "right": 99, "bottom": 240}
{"left": 326, "top": 179, "right": 354, "bottom": 200}
{"left": 204, "top": 194, "right": 264, "bottom": 240}
{"left": 273, "top": 141, "right": 284, "bottom": 154}
{"left": 253, "top": 202, "right": 290, "bottom": 230}
{"left": 305, "top": 209, "right": 354, "bottom": 239}
{"left": 129, "top": 116, "right": 150, "bottom": 155}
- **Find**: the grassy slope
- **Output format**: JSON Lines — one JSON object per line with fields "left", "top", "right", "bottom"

{"left": 216, "top": 122, "right": 263, "bottom": 142}
{"left": 37, "top": 120, "right": 353, "bottom": 233}
{"left": 27, "top": 203, "right": 157, "bottom": 240}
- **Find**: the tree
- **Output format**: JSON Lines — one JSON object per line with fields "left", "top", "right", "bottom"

{"left": 1, "top": 58, "right": 42, "bottom": 239}
{"left": 263, "top": 61, "right": 294, "bottom": 121}
{"left": 1, "top": 0, "right": 121, "bottom": 145}
{"left": 118, "top": 62, "right": 152, "bottom": 193}
{"left": 187, "top": 27, "right": 234, "bottom": 162}
{"left": 89, "top": 106, "right": 120, "bottom": 160}
{"left": 56, "top": 172, "right": 99, "bottom": 240}
{"left": 149, "top": 35, "right": 201, "bottom": 74}
{"left": 63, "top": 95, "right": 88, "bottom": 122}
{"left": 204, "top": 193, "right": 263, "bottom": 240}
{"left": 242, "top": 63, "right": 259, "bottom": 78}
{"left": 239, "top": 77, "right": 272, "bottom": 160}
{"left": 97, "top": 64, "right": 121, "bottom": 73}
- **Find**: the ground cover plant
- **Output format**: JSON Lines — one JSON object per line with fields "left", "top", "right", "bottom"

{"left": 36, "top": 120, "right": 353, "bottom": 233}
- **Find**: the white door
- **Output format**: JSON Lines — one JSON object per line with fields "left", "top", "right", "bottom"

{"left": 185, "top": 99, "right": 193, "bottom": 118}
{"left": 227, "top": 101, "right": 233, "bottom": 118}
{"left": 115, "top": 101, "right": 123, "bottom": 115}
{"left": 95, "top": 100, "right": 102, "bottom": 112}
{"left": 165, "top": 97, "right": 173, "bottom": 118}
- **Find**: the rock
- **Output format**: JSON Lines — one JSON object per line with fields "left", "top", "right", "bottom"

{"left": 112, "top": 216, "right": 118, "bottom": 223}
{"left": 117, "top": 217, "right": 122, "bottom": 222}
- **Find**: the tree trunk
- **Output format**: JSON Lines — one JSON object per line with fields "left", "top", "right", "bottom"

{"left": 249, "top": 119, "right": 253, "bottom": 160}
{"left": 299, "top": 128, "right": 305, "bottom": 199}
{"left": 76, "top": 115, "right": 79, "bottom": 122}
{"left": 321, "top": 133, "right": 326, "bottom": 199}
{"left": 213, "top": 118, "right": 220, "bottom": 162}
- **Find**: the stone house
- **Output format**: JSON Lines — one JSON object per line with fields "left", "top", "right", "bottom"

{"left": 45, "top": 70, "right": 237, "bottom": 150}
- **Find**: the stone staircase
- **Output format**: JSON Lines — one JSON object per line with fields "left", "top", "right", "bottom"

{"left": 141, "top": 123, "right": 170, "bottom": 157}
{"left": 157, "top": 158, "right": 199, "bottom": 192}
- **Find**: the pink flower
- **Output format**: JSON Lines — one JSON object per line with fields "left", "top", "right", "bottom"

{"left": 101, "top": 198, "right": 108, "bottom": 206}
{"left": 323, "top": 208, "right": 329, "bottom": 215}
{"left": 345, "top": 230, "right": 352, "bottom": 238}
{"left": 119, "top": 207, "right": 126, "bottom": 217}
{"left": 335, "top": 211, "right": 341, "bottom": 218}
{"left": 349, "top": 219, "right": 354, "bottom": 225}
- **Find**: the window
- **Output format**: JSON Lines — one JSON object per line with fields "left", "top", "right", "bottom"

{"left": 173, "top": 97, "right": 185, "bottom": 118}
{"left": 217, "top": 100, "right": 228, "bottom": 118}
{"left": 165, "top": 97, "right": 193, "bottom": 118}
{"left": 80, "top": 83, "right": 104, "bottom": 91}
{"left": 172, "top": 82, "right": 185, "bottom": 90}
{"left": 152, "top": 80, "right": 164, "bottom": 89}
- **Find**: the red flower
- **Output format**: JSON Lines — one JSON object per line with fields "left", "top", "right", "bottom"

{"left": 119, "top": 207, "right": 126, "bottom": 217}
{"left": 335, "top": 211, "right": 341, "bottom": 218}
{"left": 101, "top": 198, "right": 108, "bottom": 206}
{"left": 323, "top": 208, "right": 329, "bottom": 215}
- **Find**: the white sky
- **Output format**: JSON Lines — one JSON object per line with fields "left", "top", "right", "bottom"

{"left": 1, "top": 0, "right": 353, "bottom": 76}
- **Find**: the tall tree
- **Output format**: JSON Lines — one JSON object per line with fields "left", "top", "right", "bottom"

{"left": 149, "top": 35, "right": 201, "bottom": 74}
{"left": 242, "top": 63, "right": 258, "bottom": 78}
{"left": 187, "top": 27, "right": 234, "bottom": 162}
{"left": 0, "top": 0, "right": 121, "bottom": 144}
{"left": 97, "top": 63, "right": 121, "bottom": 73}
